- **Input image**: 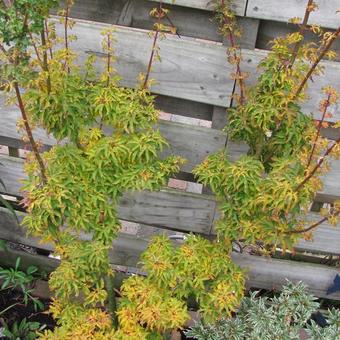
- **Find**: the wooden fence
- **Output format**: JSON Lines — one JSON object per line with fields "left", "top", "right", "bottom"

{"left": 0, "top": 0, "right": 340, "bottom": 300}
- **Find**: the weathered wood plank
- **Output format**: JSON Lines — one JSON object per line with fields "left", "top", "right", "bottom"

{"left": 1, "top": 235, "right": 339, "bottom": 300}
{"left": 54, "top": 18, "right": 340, "bottom": 119}
{"left": 0, "top": 155, "right": 216, "bottom": 234}
{"left": 247, "top": 0, "right": 339, "bottom": 29}
{"left": 0, "top": 207, "right": 149, "bottom": 267}
{"left": 155, "top": 95, "right": 213, "bottom": 121}
{"left": 1, "top": 156, "right": 339, "bottom": 254}
{"left": 53, "top": 18, "right": 234, "bottom": 106}
{"left": 57, "top": 0, "right": 134, "bottom": 26}
{"left": 294, "top": 213, "right": 340, "bottom": 254}
{"left": 232, "top": 253, "right": 340, "bottom": 300}
{"left": 132, "top": 2, "right": 259, "bottom": 49}
{"left": 0, "top": 94, "right": 226, "bottom": 174}
{"left": 58, "top": 1, "right": 257, "bottom": 47}
{"left": 149, "top": 0, "right": 247, "bottom": 15}
{"left": 223, "top": 18, "right": 260, "bottom": 50}
{"left": 2, "top": 96, "right": 339, "bottom": 202}
{"left": 0, "top": 247, "right": 128, "bottom": 288}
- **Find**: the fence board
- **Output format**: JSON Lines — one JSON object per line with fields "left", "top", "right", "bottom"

{"left": 0, "top": 94, "right": 226, "bottom": 174}
{"left": 0, "top": 208, "right": 149, "bottom": 267}
{"left": 52, "top": 18, "right": 234, "bottom": 107}
{"left": 233, "top": 253, "right": 340, "bottom": 300}
{"left": 1, "top": 233, "right": 339, "bottom": 300}
{"left": 1, "top": 98, "right": 339, "bottom": 202}
{"left": 0, "top": 155, "right": 215, "bottom": 234}
{"left": 149, "top": 0, "right": 247, "bottom": 15}
{"left": 246, "top": 0, "right": 339, "bottom": 29}
{"left": 1, "top": 156, "right": 339, "bottom": 254}
{"left": 56, "top": 18, "right": 340, "bottom": 119}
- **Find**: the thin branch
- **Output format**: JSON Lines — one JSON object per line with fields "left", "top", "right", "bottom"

{"left": 64, "top": 1, "right": 70, "bottom": 74}
{"left": 142, "top": 1, "right": 163, "bottom": 90}
{"left": 106, "top": 33, "right": 111, "bottom": 87}
{"left": 306, "top": 93, "right": 331, "bottom": 168}
{"left": 14, "top": 83, "right": 47, "bottom": 183}
{"left": 287, "top": 209, "right": 340, "bottom": 234}
{"left": 44, "top": 20, "right": 53, "bottom": 59}
{"left": 295, "top": 136, "right": 340, "bottom": 192}
{"left": 220, "top": 0, "right": 245, "bottom": 105}
{"left": 28, "top": 31, "right": 43, "bottom": 67}
{"left": 289, "top": 0, "right": 314, "bottom": 66}
{"left": 293, "top": 27, "right": 340, "bottom": 100}
{"left": 40, "top": 29, "right": 51, "bottom": 94}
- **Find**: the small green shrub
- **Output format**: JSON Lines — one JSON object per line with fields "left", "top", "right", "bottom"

{"left": 186, "top": 281, "right": 340, "bottom": 340}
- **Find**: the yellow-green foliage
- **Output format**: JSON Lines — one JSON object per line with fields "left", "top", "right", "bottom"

{"left": 1, "top": 0, "right": 340, "bottom": 338}
{"left": 194, "top": 1, "right": 340, "bottom": 252}
{"left": 0, "top": 1, "right": 185, "bottom": 337}
{"left": 117, "top": 235, "right": 244, "bottom": 337}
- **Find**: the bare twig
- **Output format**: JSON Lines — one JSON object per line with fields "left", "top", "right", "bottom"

{"left": 306, "top": 93, "right": 331, "bottom": 168}
{"left": 220, "top": 0, "right": 245, "bottom": 105}
{"left": 142, "top": 1, "right": 163, "bottom": 90}
{"left": 293, "top": 27, "right": 340, "bottom": 99}
{"left": 288, "top": 209, "right": 340, "bottom": 234}
{"left": 40, "top": 29, "right": 51, "bottom": 93}
{"left": 63, "top": 1, "right": 70, "bottom": 74}
{"left": 296, "top": 136, "right": 340, "bottom": 192}
{"left": 14, "top": 83, "right": 47, "bottom": 183}
{"left": 289, "top": 0, "right": 314, "bottom": 66}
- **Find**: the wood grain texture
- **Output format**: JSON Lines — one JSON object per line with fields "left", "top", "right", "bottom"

{"left": 1, "top": 156, "right": 339, "bottom": 254}
{"left": 155, "top": 94, "right": 213, "bottom": 121}
{"left": 57, "top": 0, "right": 134, "bottom": 26}
{"left": 232, "top": 253, "right": 340, "bottom": 300}
{"left": 54, "top": 18, "right": 340, "bottom": 117}
{"left": 52, "top": 18, "right": 234, "bottom": 106}
{"left": 247, "top": 0, "right": 340, "bottom": 29}
{"left": 0, "top": 156, "right": 215, "bottom": 234}
{"left": 148, "top": 0, "right": 247, "bottom": 15}
{"left": 58, "top": 1, "right": 257, "bottom": 48}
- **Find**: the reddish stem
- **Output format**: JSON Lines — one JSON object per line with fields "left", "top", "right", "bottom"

{"left": 107, "top": 34, "right": 111, "bottom": 87}
{"left": 289, "top": 0, "right": 314, "bottom": 66}
{"left": 288, "top": 209, "right": 340, "bottom": 234}
{"left": 14, "top": 83, "right": 47, "bottom": 183}
{"left": 221, "top": 0, "right": 245, "bottom": 105}
{"left": 44, "top": 20, "right": 53, "bottom": 59}
{"left": 296, "top": 136, "right": 340, "bottom": 192}
{"left": 293, "top": 27, "right": 340, "bottom": 100}
{"left": 28, "top": 31, "right": 43, "bottom": 67}
{"left": 306, "top": 93, "right": 331, "bottom": 168}
{"left": 142, "top": 1, "right": 163, "bottom": 90}
{"left": 64, "top": 1, "right": 70, "bottom": 74}
{"left": 40, "top": 29, "right": 51, "bottom": 94}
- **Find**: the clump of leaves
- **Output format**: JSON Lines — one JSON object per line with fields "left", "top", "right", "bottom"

{"left": 0, "top": 257, "right": 43, "bottom": 312}
{"left": 186, "top": 281, "right": 340, "bottom": 340}
{"left": 194, "top": 0, "right": 340, "bottom": 252}
{"left": 2, "top": 317, "right": 46, "bottom": 340}
{"left": 0, "top": 0, "right": 184, "bottom": 337}
{"left": 116, "top": 235, "right": 244, "bottom": 337}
